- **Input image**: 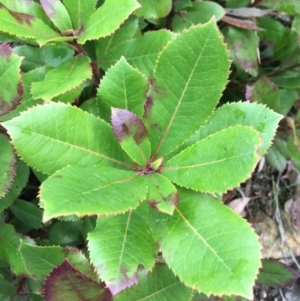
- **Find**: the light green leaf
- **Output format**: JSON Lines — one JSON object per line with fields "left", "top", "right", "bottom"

{"left": 0, "top": 4, "right": 63, "bottom": 46}
{"left": 144, "top": 173, "right": 178, "bottom": 215}
{"left": 2, "top": 102, "right": 131, "bottom": 174}
{"left": 145, "top": 20, "right": 230, "bottom": 157}
{"left": 40, "top": 166, "right": 147, "bottom": 221}
{"left": 31, "top": 56, "right": 91, "bottom": 101}
{"left": 63, "top": 0, "right": 97, "bottom": 29}
{"left": 98, "top": 30, "right": 175, "bottom": 78}
{"left": 0, "top": 134, "right": 15, "bottom": 199}
{"left": 97, "top": 57, "right": 147, "bottom": 122}
{"left": 114, "top": 264, "right": 193, "bottom": 301}
{"left": 135, "top": 0, "right": 172, "bottom": 19}
{"left": 0, "top": 44, "right": 23, "bottom": 116}
{"left": 88, "top": 202, "right": 157, "bottom": 295}
{"left": 78, "top": 0, "right": 140, "bottom": 44}
{"left": 185, "top": 102, "right": 282, "bottom": 155}
{"left": 149, "top": 190, "right": 261, "bottom": 298}
{"left": 95, "top": 15, "right": 141, "bottom": 59}
{"left": 163, "top": 126, "right": 260, "bottom": 193}
{"left": 40, "top": 0, "right": 72, "bottom": 33}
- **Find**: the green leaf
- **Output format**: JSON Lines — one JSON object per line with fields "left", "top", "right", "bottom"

{"left": 114, "top": 264, "right": 193, "bottom": 301}
{"left": 0, "top": 44, "right": 23, "bottom": 116}
{"left": 226, "top": 27, "right": 259, "bottom": 76}
{"left": 0, "top": 160, "right": 29, "bottom": 212}
{"left": 185, "top": 102, "right": 282, "bottom": 156}
{"left": 40, "top": 0, "right": 72, "bottom": 33}
{"left": 172, "top": 1, "right": 225, "bottom": 32}
{"left": 20, "top": 242, "right": 99, "bottom": 283}
{"left": 63, "top": 0, "right": 98, "bottom": 29}
{"left": 112, "top": 108, "right": 151, "bottom": 165}
{"left": 31, "top": 56, "right": 91, "bottom": 101}
{"left": 0, "top": 274, "right": 15, "bottom": 295}
{"left": 0, "top": 4, "right": 63, "bottom": 46}
{"left": 2, "top": 102, "right": 131, "bottom": 174}
{"left": 145, "top": 20, "right": 230, "bottom": 157}
{"left": 43, "top": 260, "right": 112, "bottom": 301}
{"left": 78, "top": 0, "right": 140, "bottom": 44}
{"left": 98, "top": 30, "right": 175, "bottom": 78}
{"left": 0, "top": 223, "right": 33, "bottom": 275}
{"left": 144, "top": 173, "right": 178, "bottom": 215}
{"left": 0, "top": 134, "right": 15, "bottom": 199}
{"left": 40, "top": 166, "right": 147, "bottom": 221}
{"left": 265, "top": 144, "right": 286, "bottom": 172}
{"left": 257, "top": 259, "right": 299, "bottom": 288}
{"left": 88, "top": 202, "right": 157, "bottom": 295}
{"left": 163, "top": 126, "right": 260, "bottom": 193}
{"left": 97, "top": 57, "right": 147, "bottom": 122}
{"left": 135, "top": 0, "right": 172, "bottom": 19}
{"left": 10, "top": 199, "right": 43, "bottom": 229}
{"left": 149, "top": 189, "right": 261, "bottom": 298}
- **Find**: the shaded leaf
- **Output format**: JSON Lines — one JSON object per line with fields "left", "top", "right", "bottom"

{"left": 78, "top": 0, "right": 140, "bottom": 44}
{"left": 144, "top": 173, "right": 178, "bottom": 215}
{"left": 31, "top": 56, "right": 91, "bottom": 101}
{"left": 40, "top": 166, "right": 147, "bottom": 221}
{"left": 0, "top": 4, "right": 63, "bottom": 46}
{"left": 97, "top": 57, "right": 147, "bottom": 122}
{"left": 88, "top": 202, "right": 157, "bottom": 295}
{"left": 112, "top": 108, "right": 151, "bottom": 165}
{"left": 265, "top": 144, "right": 286, "bottom": 172}
{"left": 98, "top": 30, "right": 175, "bottom": 78}
{"left": 163, "top": 126, "right": 261, "bottom": 193}
{"left": 40, "top": 0, "right": 72, "bottom": 33}
{"left": 0, "top": 274, "right": 15, "bottom": 295}
{"left": 185, "top": 102, "right": 282, "bottom": 155}
{"left": 257, "top": 259, "right": 299, "bottom": 288}
{"left": 2, "top": 102, "right": 131, "bottom": 175}
{"left": 43, "top": 260, "right": 112, "bottom": 301}
{"left": 114, "top": 264, "right": 193, "bottom": 301}
{"left": 149, "top": 189, "right": 261, "bottom": 298}
{"left": 0, "top": 44, "right": 23, "bottom": 116}
{"left": 63, "top": 0, "right": 97, "bottom": 29}
{"left": 0, "top": 133, "right": 15, "bottom": 199}
{"left": 135, "top": 0, "right": 172, "bottom": 19}
{"left": 145, "top": 20, "right": 230, "bottom": 157}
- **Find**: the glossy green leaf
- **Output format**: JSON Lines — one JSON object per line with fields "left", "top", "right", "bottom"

{"left": 257, "top": 259, "right": 299, "bottom": 288}
{"left": 40, "top": 0, "right": 72, "bottom": 33}
{"left": 97, "top": 57, "right": 147, "bottom": 122}
{"left": 0, "top": 4, "right": 62, "bottom": 46}
{"left": 0, "top": 160, "right": 29, "bottom": 212}
{"left": 163, "top": 126, "right": 260, "bottom": 193}
{"left": 0, "top": 44, "right": 23, "bottom": 116}
{"left": 149, "top": 190, "right": 261, "bottom": 298}
{"left": 88, "top": 202, "right": 157, "bottom": 295}
{"left": 63, "top": 0, "right": 97, "bottom": 29}
{"left": 2, "top": 102, "right": 131, "bottom": 174}
{"left": 114, "top": 264, "right": 193, "bottom": 301}
{"left": 226, "top": 27, "right": 259, "bottom": 76}
{"left": 40, "top": 166, "right": 147, "bottom": 221}
{"left": 20, "top": 242, "right": 99, "bottom": 283}
{"left": 0, "top": 223, "right": 33, "bottom": 275}
{"left": 43, "top": 260, "right": 112, "bottom": 301}
{"left": 78, "top": 0, "right": 140, "bottom": 44}
{"left": 0, "top": 134, "right": 15, "bottom": 199}
{"left": 98, "top": 30, "right": 175, "bottom": 78}
{"left": 10, "top": 199, "right": 43, "bottom": 229}
{"left": 31, "top": 56, "right": 91, "bottom": 101}
{"left": 95, "top": 15, "right": 141, "bottom": 59}
{"left": 172, "top": 1, "right": 225, "bottom": 32}
{"left": 112, "top": 108, "right": 151, "bottom": 165}
{"left": 144, "top": 173, "right": 178, "bottom": 215}
{"left": 135, "top": 0, "right": 172, "bottom": 19}
{"left": 185, "top": 102, "right": 282, "bottom": 155}
{"left": 145, "top": 20, "right": 230, "bottom": 157}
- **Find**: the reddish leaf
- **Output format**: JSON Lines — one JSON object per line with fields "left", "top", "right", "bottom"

{"left": 44, "top": 259, "right": 112, "bottom": 301}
